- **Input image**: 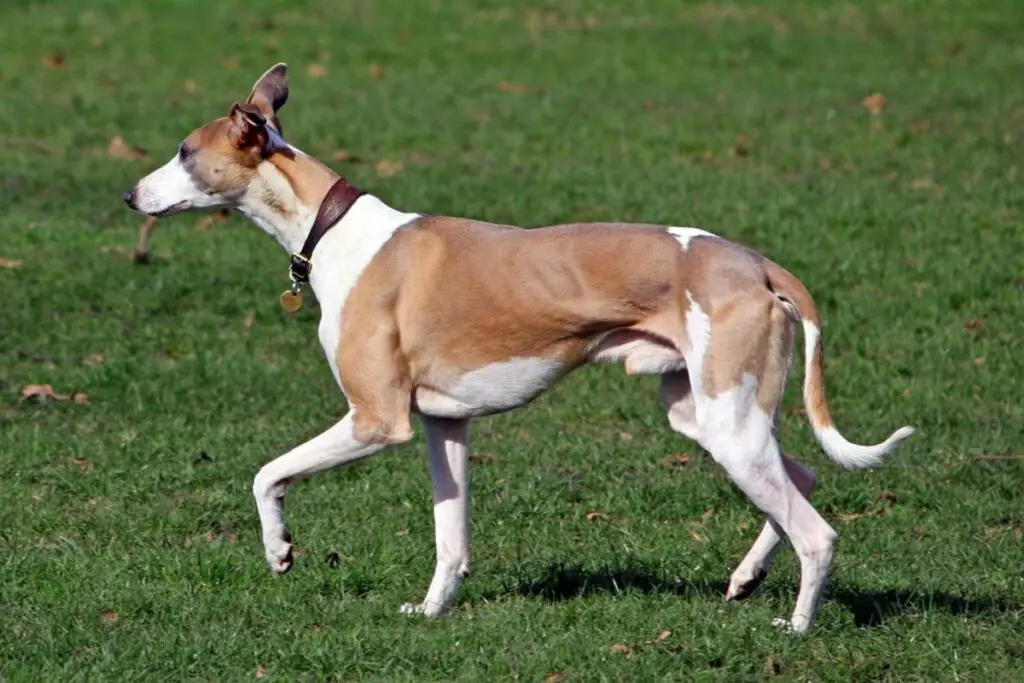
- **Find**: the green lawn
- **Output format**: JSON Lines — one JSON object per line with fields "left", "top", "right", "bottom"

{"left": 2, "top": 0, "right": 1023, "bottom": 680}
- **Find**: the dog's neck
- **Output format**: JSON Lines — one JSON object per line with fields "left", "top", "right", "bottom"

{"left": 236, "top": 144, "right": 341, "bottom": 255}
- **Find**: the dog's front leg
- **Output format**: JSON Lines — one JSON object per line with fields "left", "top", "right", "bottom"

{"left": 252, "top": 412, "right": 402, "bottom": 574}
{"left": 401, "top": 416, "right": 471, "bottom": 617}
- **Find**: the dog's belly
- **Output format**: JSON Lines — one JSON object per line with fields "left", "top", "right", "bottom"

{"left": 586, "top": 329, "right": 687, "bottom": 375}
{"left": 413, "top": 356, "right": 568, "bottom": 419}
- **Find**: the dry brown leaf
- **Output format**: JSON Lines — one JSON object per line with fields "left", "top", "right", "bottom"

{"left": 586, "top": 511, "right": 610, "bottom": 522}
{"left": 730, "top": 134, "right": 751, "bottom": 157}
{"left": 862, "top": 92, "right": 886, "bottom": 115}
{"left": 42, "top": 52, "right": 65, "bottom": 69}
{"left": 184, "top": 79, "right": 198, "bottom": 93}
{"left": 395, "top": 529, "right": 409, "bottom": 537}
{"left": 659, "top": 453, "right": 691, "bottom": 468}
{"left": 100, "top": 610, "right": 119, "bottom": 624}
{"left": 646, "top": 629, "right": 671, "bottom": 644}
{"left": 69, "top": 456, "right": 93, "bottom": 472}
{"left": 764, "top": 655, "right": 782, "bottom": 676}
{"left": 543, "top": 672, "right": 567, "bottom": 683}
{"left": 255, "top": 665, "right": 267, "bottom": 679}
{"left": 907, "top": 178, "right": 933, "bottom": 190}
{"left": 470, "top": 451, "right": 496, "bottom": 464}
{"left": 332, "top": 149, "right": 355, "bottom": 162}
{"left": 72, "top": 392, "right": 89, "bottom": 404}
{"left": 20, "top": 384, "right": 70, "bottom": 402}
{"left": 376, "top": 159, "right": 404, "bottom": 178}
{"left": 582, "top": 14, "right": 599, "bottom": 29}
{"left": 368, "top": 63, "right": 384, "bottom": 80}
{"left": 91, "top": 36, "right": 104, "bottom": 48}
{"left": 609, "top": 643, "right": 633, "bottom": 656}
{"left": 946, "top": 41, "right": 964, "bottom": 56}
{"left": 0, "top": 257, "right": 23, "bottom": 269}
{"left": 84, "top": 354, "right": 105, "bottom": 366}
{"left": 964, "top": 318, "right": 982, "bottom": 332}
{"left": 107, "top": 136, "right": 148, "bottom": 161}
{"left": 902, "top": 387, "right": 912, "bottom": 399}
{"left": 837, "top": 512, "right": 863, "bottom": 523}
{"left": 308, "top": 63, "right": 327, "bottom": 78}
{"left": 618, "top": 430, "right": 634, "bottom": 442}
{"left": 700, "top": 508, "right": 715, "bottom": 522}
{"left": 498, "top": 81, "right": 529, "bottom": 94}
{"left": 818, "top": 158, "right": 833, "bottom": 171}
{"left": 973, "top": 356, "right": 986, "bottom": 367}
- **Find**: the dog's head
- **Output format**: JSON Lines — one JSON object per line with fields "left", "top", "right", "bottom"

{"left": 123, "top": 63, "right": 291, "bottom": 217}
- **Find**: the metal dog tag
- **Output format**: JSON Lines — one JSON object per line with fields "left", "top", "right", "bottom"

{"left": 279, "top": 289, "right": 303, "bottom": 314}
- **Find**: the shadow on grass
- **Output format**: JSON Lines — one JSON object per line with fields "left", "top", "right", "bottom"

{"left": 493, "top": 560, "right": 1019, "bottom": 628}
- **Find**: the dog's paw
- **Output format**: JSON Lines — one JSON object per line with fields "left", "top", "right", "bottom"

{"left": 771, "top": 616, "right": 811, "bottom": 635}
{"left": 726, "top": 568, "right": 768, "bottom": 601}
{"left": 263, "top": 528, "right": 294, "bottom": 575}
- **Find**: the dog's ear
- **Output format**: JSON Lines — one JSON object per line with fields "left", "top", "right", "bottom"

{"left": 246, "top": 62, "right": 289, "bottom": 132}
{"left": 229, "top": 102, "right": 289, "bottom": 157}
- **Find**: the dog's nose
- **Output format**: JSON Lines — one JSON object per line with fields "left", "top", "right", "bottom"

{"left": 122, "top": 188, "right": 136, "bottom": 207}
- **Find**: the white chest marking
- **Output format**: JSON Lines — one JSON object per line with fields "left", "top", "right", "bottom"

{"left": 414, "top": 357, "right": 567, "bottom": 419}
{"left": 309, "top": 195, "right": 420, "bottom": 390}
{"left": 682, "top": 292, "right": 712, "bottom": 422}
{"left": 668, "top": 226, "right": 717, "bottom": 249}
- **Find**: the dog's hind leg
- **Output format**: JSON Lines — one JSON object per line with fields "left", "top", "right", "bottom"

{"left": 401, "top": 416, "right": 472, "bottom": 617}
{"left": 725, "top": 455, "right": 817, "bottom": 601}
{"left": 694, "top": 294, "right": 837, "bottom": 634}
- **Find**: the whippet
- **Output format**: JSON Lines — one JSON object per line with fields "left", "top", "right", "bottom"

{"left": 123, "top": 63, "right": 915, "bottom": 634}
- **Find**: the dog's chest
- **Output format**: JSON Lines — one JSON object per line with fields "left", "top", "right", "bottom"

{"left": 308, "top": 198, "right": 419, "bottom": 391}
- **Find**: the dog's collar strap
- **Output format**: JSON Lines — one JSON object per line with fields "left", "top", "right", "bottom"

{"left": 288, "top": 178, "right": 366, "bottom": 285}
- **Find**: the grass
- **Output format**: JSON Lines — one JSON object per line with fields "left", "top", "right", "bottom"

{"left": 2, "top": 0, "right": 1023, "bottom": 680}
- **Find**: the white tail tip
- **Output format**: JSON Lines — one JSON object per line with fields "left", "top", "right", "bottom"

{"left": 816, "top": 424, "right": 916, "bottom": 470}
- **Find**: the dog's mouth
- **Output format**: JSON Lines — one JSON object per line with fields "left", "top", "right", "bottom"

{"left": 148, "top": 201, "right": 189, "bottom": 218}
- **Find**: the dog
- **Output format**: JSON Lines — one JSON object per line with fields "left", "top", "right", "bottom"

{"left": 123, "top": 63, "right": 915, "bottom": 634}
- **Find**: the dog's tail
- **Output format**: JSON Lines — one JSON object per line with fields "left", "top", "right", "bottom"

{"left": 764, "top": 261, "right": 915, "bottom": 470}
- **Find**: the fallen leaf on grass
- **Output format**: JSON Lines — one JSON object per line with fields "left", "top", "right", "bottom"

{"left": 368, "top": 63, "right": 385, "bottom": 80}
{"left": 764, "top": 655, "right": 782, "bottom": 676}
{"left": 730, "top": 134, "right": 751, "bottom": 157}
{"left": 618, "top": 430, "right": 634, "bottom": 442}
{"left": 609, "top": 642, "right": 634, "bottom": 657}
{"left": 308, "top": 63, "right": 327, "bottom": 78}
{"left": 0, "top": 257, "right": 23, "bottom": 269}
{"left": 964, "top": 318, "right": 982, "bottom": 332}
{"left": 91, "top": 36, "right": 104, "bottom": 48}
{"left": 42, "top": 52, "right": 65, "bottom": 69}
{"left": 659, "top": 453, "right": 690, "bottom": 468}
{"left": 69, "top": 456, "right": 93, "bottom": 472}
{"left": 646, "top": 629, "right": 671, "bottom": 644}
{"left": 699, "top": 508, "right": 715, "bottom": 522}
{"left": 20, "top": 384, "right": 75, "bottom": 402}
{"left": 973, "top": 356, "right": 986, "bottom": 367}
{"left": 183, "top": 78, "right": 198, "bottom": 93}
{"left": 243, "top": 310, "right": 255, "bottom": 335}
{"left": 376, "top": 159, "right": 404, "bottom": 178}
{"left": 470, "top": 451, "right": 496, "bottom": 464}
{"left": 107, "top": 136, "right": 148, "bottom": 161}
{"left": 907, "top": 178, "right": 934, "bottom": 190}
{"left": 84, "top": 354, "right": 105, "bottom": 366}
{"left": 255, "top": 665, "right": 267, "bottom": 679}
{"left": 946, "top": 41, "right": 964, "bottom": 56}
{"left": 543, "top": 672, "right": 567, "bottom": 683}
{"left": 498, "top": 81, "right": 529, "bottom": 94}
{"left": 586, "top": 511, "right": 610, "bottom": 522}
{"left": 100, "top": 610, "right": 119, "bottom": 624}
{"left": 862, "top": 92, "right": 886, "bottom": 115}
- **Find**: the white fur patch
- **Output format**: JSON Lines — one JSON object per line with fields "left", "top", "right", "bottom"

{"left": 133, "top": 155, "right": 213, "bottom": 215}
{"left": 668, "top": 227, "right": 717, "bottom": 249}
{"left": 414, "top": 357, "right": 566, "bottom": 419}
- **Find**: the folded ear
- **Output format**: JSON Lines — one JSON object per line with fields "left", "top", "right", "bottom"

{"left": 229, "top": 102, "right": 289, "bottom": 157}
{"left": 246, "top": 62, "right": 289, "bottom": 131}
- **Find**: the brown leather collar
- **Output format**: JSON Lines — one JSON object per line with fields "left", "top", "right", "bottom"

{"left": 289, "top": 178, "right": 366, "bottom": 285}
